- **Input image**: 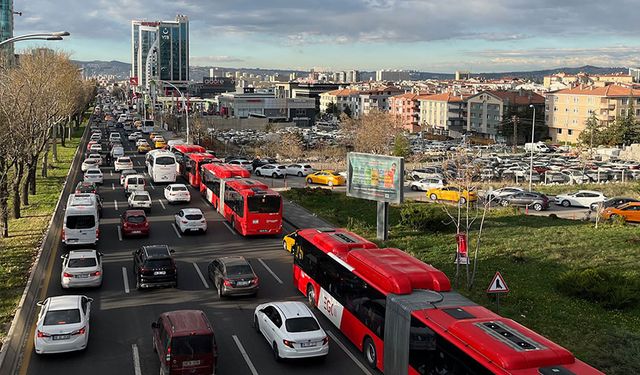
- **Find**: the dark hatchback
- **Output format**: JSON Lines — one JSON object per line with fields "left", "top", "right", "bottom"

{"left": 207, "top": 256, "right": 259, "bottom": 297}
{"left": 132, "top": 245, "right": 177, "bottom": 290}
{"left": 590, "top": 197, "right": 640, "bottom": 211}
{"left": 500, "top": 192, "right": 550, "bottom": 211}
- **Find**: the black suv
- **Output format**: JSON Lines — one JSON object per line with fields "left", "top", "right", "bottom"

{"left": 132, "top": 245, "right": 177, "bottom": 290}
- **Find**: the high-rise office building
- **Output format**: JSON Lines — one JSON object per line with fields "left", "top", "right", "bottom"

{"left": 131, "top": 14, "right": 189, "bottom": 91}
{"left": 0, "top": 0, "right": 14, "bottom": 61}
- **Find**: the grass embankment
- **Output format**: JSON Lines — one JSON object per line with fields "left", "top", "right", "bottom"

{"left": 283, "top": 187, "right": 640, "bottom": 375}
{"left": 0, "top": 125, "right": 85, "bottom": 342}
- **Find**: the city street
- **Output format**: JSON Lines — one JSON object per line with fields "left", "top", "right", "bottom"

{"left": 22, "top": 124, "right": 374, "bottom": 375}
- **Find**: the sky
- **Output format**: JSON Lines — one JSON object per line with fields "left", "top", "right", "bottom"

{"left": 12, "top": 0, "right": 640, "bottom": 73}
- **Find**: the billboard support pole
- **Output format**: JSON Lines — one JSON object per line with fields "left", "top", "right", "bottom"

{"left": 377, "top": 201, "right": 389, "bottom": 241}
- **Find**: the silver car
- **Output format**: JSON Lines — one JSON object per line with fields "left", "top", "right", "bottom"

{"left": 61, "top": 250, "right": 103, "bottom": 288}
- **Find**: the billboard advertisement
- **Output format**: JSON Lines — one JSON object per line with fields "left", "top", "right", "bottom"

{"left": 347, "top": 152, "right": 404, "bottom": 204}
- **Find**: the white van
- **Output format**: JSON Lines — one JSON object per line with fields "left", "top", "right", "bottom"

{"left": 524, "top": 142, "right": 550, "bottom": 153}
{"left": 124, "top": 174, "right": 146, "bottom": 196}
{"left": 62, "top": 204, "right": 99, "bottom": 248}
{"left": 109, "top": 132, "right": 121, "bottom": 142}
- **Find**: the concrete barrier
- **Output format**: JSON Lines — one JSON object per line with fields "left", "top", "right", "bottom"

{"left": 0, "top": 123, "right": 89, "bottom": 375}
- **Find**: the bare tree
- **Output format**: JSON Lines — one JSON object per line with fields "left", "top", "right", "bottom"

{"left": 340, "top": 110, "right": 402, "bottom": 155}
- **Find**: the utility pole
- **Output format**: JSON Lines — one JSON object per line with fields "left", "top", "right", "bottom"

{"left": 511, "top": 115, "right": 519, "bottom": 153}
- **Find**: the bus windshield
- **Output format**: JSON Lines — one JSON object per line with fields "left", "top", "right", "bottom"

{"left": 155, "top": 156, "right": 175, "bottom": 165}
{"left": 247, "top": 195, "right": 280, "bottom": 214}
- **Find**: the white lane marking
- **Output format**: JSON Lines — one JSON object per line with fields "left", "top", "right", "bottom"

{"left": 327, "top": 330, "right": 373, "bottom": 375}
{"left": 122, "top": 267, "right": 130, "bottom": 294}
{"left": 258, "top": 258, "right": 283, "bottom": 284}
{"left": 114, "top": 200, "right": 119, "bottom": 211}
{"left": 171, "top": 223, "right": 182, "bottom": 238}
{"left": 111, "top": 182, "right": 115, "bottom": 190}
{"left": 149, "top": 181, "right": 155, "bottom": 190}
{"left": 222, "top": 221, "right": 236, "bottom": 235}
{"left": 110, "top": 170, "right": 113, "bottom": 177}
{"left": 117, "top": 225, "right": 123, "bottom": 241}
{"left": 193, "top": 263, "right": 209, "bottom": 288}
{"left": 158, "top": 199, "right": 166, "bottom": 210}
{"left": 132, "top": 344, "right": 142, "bottom": 375}
{"left": 232, "top": 335, "right": 259, "bottom": 375}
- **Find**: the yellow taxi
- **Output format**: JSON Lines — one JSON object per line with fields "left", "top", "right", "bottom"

{"left": 305, "top": 170, "right": 346, "bottom": 187}
{"left": 149, "top": 132, "right": 160, "bottom": 140}
{"left": 426, "top": 186, "right": 477, "bottom": 204}
{"left": 154, "top": 137, "right": 167, "bottom": 149}
{"left": 282, "top": 230, "right": 299, "bottom": 253}
{"left": 137, "top": 141, "right": 152, "bottom": 153}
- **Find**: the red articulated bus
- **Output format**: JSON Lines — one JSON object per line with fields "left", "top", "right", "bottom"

{"left": 222, "top": 178, "right": 282, "bottom": 236}
{"left": 183, "top": 152, "right": 220, "bottom": 188}
{"left": 200, "top": 163, "right": 250, "bottom": 206}
{"left": 171, "top": 144, "right": 206, "bottom": 175}
{"left": 290, "top": 228, "right": 603, "bottom": 375}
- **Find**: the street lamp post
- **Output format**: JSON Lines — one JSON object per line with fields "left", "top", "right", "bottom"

{"left": 0, "top": 31, "right": 70, "bottom": 47}
{"left": 528, "top": 104, "right": 536, "bottom": 192}
{"left": 156, "top": 80, "right": 189, "bottom": 143}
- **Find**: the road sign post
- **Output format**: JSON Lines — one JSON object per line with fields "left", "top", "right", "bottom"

{"left": 487, "top": 271, "right": 509, "bottom": 313}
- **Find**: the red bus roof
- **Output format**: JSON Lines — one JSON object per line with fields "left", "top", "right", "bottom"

{"left": 347, "top": 248, "right": 451, "bottom": 294}
{"left": 187, "top": 152, "right": 220, "bottom": 163}
{"left": 173, "top": 144, "right": 206, "bottom": 154}
{"left": 202, "top": 163, "right": 250, "bottom": 178}
{"left": 297, "top": 228, "right": 377, "bottom": 258}
{"left": 225, "top": 178, "right": 280, "bottom": 197}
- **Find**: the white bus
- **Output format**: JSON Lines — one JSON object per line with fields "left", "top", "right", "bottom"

{"left": 141, "top": 119, "right": 155, "bottom": 134}
{"left": 145, "top": 150, "right": 177, "bottom": 183}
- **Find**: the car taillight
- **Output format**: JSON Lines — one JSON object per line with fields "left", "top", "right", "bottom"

{"left": 96, "top": 228, "right": 100, "bottom": 238}
{"left": 61, "top": 229, "right": 65, "bottom": 240}
{"left": 63, "top": 272, "right": 73, "bottom": 278}
{"left": 72, "top": 326, "right": 86, "bottom": 335}
{"left": 322, "top": 336, "right": 329, "bottom": 345}
{"left": 251, "top": 277, "right": 259, "bottom": 285}
{"left": 283, "top": 339, "right": 295, "bottom": 348}
{"left": 143, "top": 222, "right": 149, "bottom": 227}
{"left": 181, "top": 220, "right": 188, "bottom": 224}
{"left": 37, "top": 330, "right": 50, "bottom": 338}
{"left": 165, "top": 346, "right": 171, "bottom": 362}
{"left": 91, "top": 271, "right": 101, "bottom": 277}
{"left": 223, "top": 279, "right": 232, "bottom": 287}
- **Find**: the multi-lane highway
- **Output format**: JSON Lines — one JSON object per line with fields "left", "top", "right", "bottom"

{"left": 21, "top": 119, "right": 375, "bottom": 375}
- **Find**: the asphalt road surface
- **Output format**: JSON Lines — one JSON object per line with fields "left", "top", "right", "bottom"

{"left": 22, "top": 123, "right": 376, "bottom": 375}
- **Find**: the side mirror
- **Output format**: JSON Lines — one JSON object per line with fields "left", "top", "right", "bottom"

{"left": 36, "top": 301, "right": 44, "bottom": 307}
{"left": 169, "top": 249, "right": 175, "bottom": 254}
{"left": 87, "top": 297, "right": 94, "bottom": 303}
{"left": 98, "top": 252, "right": 104, "bottom": 257}
{"left": 151, "top": 322, "right": 158, "bottom": 329}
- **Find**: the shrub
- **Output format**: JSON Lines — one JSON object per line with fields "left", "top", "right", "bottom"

{"left": 556, "top": 269, "right": 640, "bottom": 310}
{"left": 399, "top": 203, "right": 451, "bottom": 233}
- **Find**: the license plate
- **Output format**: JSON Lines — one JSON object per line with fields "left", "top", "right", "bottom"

{"left": 183, "top": 360, "right": 200, "bottom": 367}
{"left": 77, "top": 274, "right": 89, "bottom": 278}
{"left": 161, "top": 176, "right": 167, "bottom": 180}
{"left": 53, "top": 334, "right": 70, "bottom": 341}
{"left": 132, "top": 230, "right": 141, "bottom": 234}
{"left": 259, "top": 229, "right": 268, "bottom": 233}
{"left": 154, "top": 271, "right": 166, "bottom": 275}
{"left": 237, "top": 281, "right": 250, "bottom": 286}
{"left": 301, "top": 342, "right": 317, "bottom": 347}
{"left": 67, "top": 238, "right": 78, "bottom": 243}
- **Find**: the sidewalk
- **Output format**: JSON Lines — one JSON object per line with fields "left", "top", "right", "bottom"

{"left": 283, "top": 199, "right": 335, "bottom": 229}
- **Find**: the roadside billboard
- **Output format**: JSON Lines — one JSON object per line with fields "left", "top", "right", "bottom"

{"left": 346, "top": 152, "right": 404, "bottom": 204}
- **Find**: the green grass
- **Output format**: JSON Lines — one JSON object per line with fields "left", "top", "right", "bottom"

{"left": 283, "top": 188, "right": 640, "bottom": 375}
{"left": 0, "top": 125, "right": 84, "bottom": 342}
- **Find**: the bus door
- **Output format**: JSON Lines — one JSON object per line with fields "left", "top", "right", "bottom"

{"left": 218, "top": 180, "right": 227, "bottom": 215}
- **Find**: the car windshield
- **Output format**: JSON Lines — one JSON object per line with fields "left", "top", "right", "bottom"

{"left": 172, "top": 186, "right": 187, "bottom": 191}
{"left": 171, "top": 335, "right": 213, "bottom": 356}
{"left": 156, "top": 156, "right": 175, "bottom": 165}
{"left": 226, "top": 264, "right": 253, "bottom": 276}
{"left": 127, "top": 215, "right": 146, "bottom": 223}
{"left": 185, "top": 214, "right": 203, "bottom": 220}
{"left": 247, "top": 195, "right": 281, "bottom": 214}
{"left": 44, "top": 309, "right": 81, "bottom": 326}
{"left": 133, "top": 195, "right": 150, "bottom": 201}
{"left": 68, "top": 258, "right": 97, "bottom": 267}
{"left": 66, "top": 215, "right": 95, "bottom": 229}
{"left": 118, "top": 158, "right": 131, "bottom": 163}
{"left": 285, "top": 317, "right": 320, "bottom": 333}
{"left": 84, "top": 159, "right": 96, "bottom": 164}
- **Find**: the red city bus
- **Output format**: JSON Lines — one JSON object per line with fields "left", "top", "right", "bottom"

{"left": 171, "top": 144, "right": 206, "bottom": 175}
{"left": 183, "top": 152, "right": 220, "bottom": 188}
{"left": 221, "top": 178, "right": 282, "bottom": 236}
{"left": 290, "top": 228, "right": 603, "bottom": 375}
{"left": 200, "top": 163, "right": 250, "bottom": 206}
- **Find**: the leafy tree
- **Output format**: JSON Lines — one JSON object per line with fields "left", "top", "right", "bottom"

{"left": 343, "top": 105, "right": 353, "bottom": 118}
{"left": 325, "top": 101, "right": 338, "bottom": 116}
{"left": 393, "top": 133, "right": 411, "bottom": 157}
{"left": 578, "top": 113, "right": 604, "bottom": 147}
{"left": 498, "top": 105, "right": 548, "bottom": 144}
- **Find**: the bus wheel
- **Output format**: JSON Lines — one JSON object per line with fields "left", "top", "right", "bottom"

{"left": 306, "top": 285, "right": 316, "bottom": 308}
{"left": 363, "top": 337, "right": 377, "bottom": 369}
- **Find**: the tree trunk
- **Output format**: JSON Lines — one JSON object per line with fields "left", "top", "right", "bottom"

{"left": 52, "top": 126, "right": 58, "bottom": 163}
{"left": 41, "top": 149, "right": 49, "bottom": 178}
{"left": 21, "top": 161, "right": 30, "bottom": 206}
{"left": 60, "top": 123, "right": 66, "bottom": 148}
{"left": 0, "top": 157, "right": 8, "bottom": 238}
{"left": 28, "top": 160, "right": 37, "bottom": 195}
{"left": 12, "top": 162, "right": 23, "bottom": 219}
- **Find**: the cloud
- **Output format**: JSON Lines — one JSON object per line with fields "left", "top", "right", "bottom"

{"left": 190, "top": 55, "right": 245, "bottom": 66}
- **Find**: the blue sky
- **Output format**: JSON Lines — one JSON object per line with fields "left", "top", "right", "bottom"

{"left": 13, "top": 0, "right": 640, "bottom": 72}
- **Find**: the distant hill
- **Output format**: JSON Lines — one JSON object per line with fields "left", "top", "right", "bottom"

{"left": 73, "top": 60, "right": 630, "bottom": 83}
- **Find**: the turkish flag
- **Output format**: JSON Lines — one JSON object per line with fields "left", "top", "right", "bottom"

{"left": 129, "top": 77, "right": 139, "bottom": 86}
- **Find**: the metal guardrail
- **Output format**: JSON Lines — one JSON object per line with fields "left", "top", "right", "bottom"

{"left": 0, "top": 123, "right": 89, "bottom": 375}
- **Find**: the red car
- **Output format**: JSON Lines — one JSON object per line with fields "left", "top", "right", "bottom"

{"left": 121, "top": 209, "right": 150, "bottom": 237}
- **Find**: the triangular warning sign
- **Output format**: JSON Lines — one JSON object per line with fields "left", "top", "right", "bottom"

{"left": 487, "top": 271, "right": 509, "bottom": 293}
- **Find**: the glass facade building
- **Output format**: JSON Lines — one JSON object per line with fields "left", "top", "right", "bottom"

{"left": 131, "top": 15, "right": 189, "bottom": 90}
{"left": 0, "top": 0, "right": 13, "bottom": 59}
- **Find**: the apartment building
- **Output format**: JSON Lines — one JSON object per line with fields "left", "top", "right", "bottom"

{"left": 418, "top": 93, "right": 467, "bottom": 136}
{"left": 546, "top": 85, "right": 640, "bottom": 143}
{"left": 358, "top": 86, "right": 404, "bottom": 117}
{"left": 319, "top": 88, "right": 360, "bottom": 115}
{"left": 388, "top": 93, "right": 421, "bottom": 132}
{"left": 466, "top": 90, "right": 544, "bottom": 138}
{"left": 543, "top": 72, "right": 633, "bottom": 89}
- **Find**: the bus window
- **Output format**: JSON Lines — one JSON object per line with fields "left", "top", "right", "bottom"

{"left": 224, "top": 187, "right": 244, "bottom": 217}
{"left": 247, "top": 195, "right": 281, "bottom": 214}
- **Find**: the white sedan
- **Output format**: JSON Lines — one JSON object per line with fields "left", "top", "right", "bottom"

{"left": 114, "top": 156, "right": 134, "bottom": 172}
{"left": 34, "top": 295, "right": 92, "bottom": 354}
{"left": 89, "top": 144, "right": 103, "bottom": 153}
{"left": 135, "top": 138, "right": 147, "bottom": 147}
{"left": 174, "top": 208, "right": 207, "bottom": 234}
{"left": 87, "top": 153, "right": 103, "bottom": 166}
{"left": 81, "top": 158, "right": 99, "bottom": 172}
{"left": 253, "top": 301, "right": 328, "bottom": 360}
{"left": 83, "top": 168, "right": 104, "bottom": 185}
{"left": 555, "top": 190, "right": 606, "bottom": 208}
{"left": 164, "top": 184, "right": 191, "bottom": 203}
{"left": 128, "top": 132, "right": 142, "bottom": 141}
{"left": 408, "top": 178, "right": 445, "bottom": 191}
{"left": 255, "top": 164, "right": 286, "bottom": 178}
{"left": 286, "top": 164, "right": 314, "bottom": 177}
{"left": 128, "top": 191, "right": 152, "bottom": 211}
{"left": 61, "top": 250, "right": 103, "bottom": 288}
